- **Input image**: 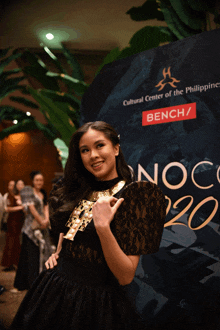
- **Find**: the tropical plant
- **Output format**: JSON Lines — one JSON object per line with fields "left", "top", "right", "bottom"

{"left": 11, "top": 44, "right": 89, "bottom": 147}
{"left": 0, "top": 48, "right": 57, "bottom": 141}
{"left": 97, "top": 0, "right": 220, "bottom": 72}
{"left": 127, "top": 0, "right": 220, "bottom": 38}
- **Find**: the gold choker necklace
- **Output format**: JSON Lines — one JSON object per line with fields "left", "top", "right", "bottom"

{"left": 64, "top": 180, "right": 126, "bottom": 241}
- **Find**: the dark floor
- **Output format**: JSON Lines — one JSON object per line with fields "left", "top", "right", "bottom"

{"left": 0, "top": 232, "right": 27, "bottom": 329}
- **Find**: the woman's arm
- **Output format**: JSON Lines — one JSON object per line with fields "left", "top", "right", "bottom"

{"left": 44, "top": 204, "right": 50, "bottom": 222}
{"left": 97, "top": 227, "right": 140, "bottom": 285}
{"left": 5, "top": 205, "right": 23, "bottom": 212}
{"left": 93, "top": 197, "right": 140, "bottom": 286}
{"left": 29, "top": 204, "right": 49, "bottom": 229}
{"left": 45, "top": 233, "right": 64, "bottom": 269}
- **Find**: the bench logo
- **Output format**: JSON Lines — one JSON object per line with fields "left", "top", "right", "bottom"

{"left": 155, "top": 67, "right": 180, "bottom": 91}
{"left": 142, "top": 102, "right": 197, "bottom": 126}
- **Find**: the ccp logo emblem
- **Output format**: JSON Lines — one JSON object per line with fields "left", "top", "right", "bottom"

{"left": 155, "top": 67, "right": 180, "bottom": 91}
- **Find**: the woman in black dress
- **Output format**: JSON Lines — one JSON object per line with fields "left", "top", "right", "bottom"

{"left": 12, "top": 171, "right": 53, "bottom": 292}
{"left": 10, "top": 121, "right": 166, "bottom": 330}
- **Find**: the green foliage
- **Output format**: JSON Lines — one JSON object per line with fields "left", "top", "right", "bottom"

{"left": 0, "top": 48, "right": 58, "bottom": 143}
{"left": 0, "top": 45, "right": 89, "bottom": 154}
{"left": 0, "top": 105, "right": 56, "bottom": 140}
{"left": 96, "top": 25, "right": 172, "bottom": 73}
{"left": 0, "top": 49, "right": 23, "bottom": 75}
{"left": 61, "top": 44, "right": 84, "bottom": 81}
{"left": 53, "top": 138, "right": 69, "bottom": 168}
{"left": 0, "top": 105, "right": 32, "bottom": 122}
{"left": 9, "top": 96, "right": 39, "bottom": 109}
{"left": 96, "top": 48, "right": 121, "bottom": 75}
{"left": 186, "top": 0, "right": 216, "bottom": 12}
{"left": 46, "top": 72, "right": 88, "bottom": 96}
{"left": 126, "top": 0, "right": 164, "bottom": 21}
{"left": 168, "top": 0, "right": 205, "bottom": 30}
{"left": 117, "top": 26, "right": 171, "bottom": 60}
{"left": 21, "top": 46, "right": 89, "bottom": 134}
{"left": 96, "top": 0, "right": 218, "bottom": 73}
{"left": 127, "top": 0, "right": 219, "bottom": 41}
{"left": 22, "top": 50, "right": 60, "bottom": 91}
{"left": 159, "top": 1, "right": 201, "bottom": 39}
{"left": 0, "top": 49, "right": 25, "bottom": 101}
{"left": 28, "top": 87, "right": 77, "bottom": 146}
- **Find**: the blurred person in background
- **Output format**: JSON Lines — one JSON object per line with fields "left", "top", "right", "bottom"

{"left": 11, "top": 171, "right": 53, "bottom": 293}
{"left": 1, "top": 180, "right": 25, "bottom": 272}
{"left": 0, "top": 180, "right": 15, "bottom": 232}
{"left": 14, "top": 180, "right": 25, "bottom": 209}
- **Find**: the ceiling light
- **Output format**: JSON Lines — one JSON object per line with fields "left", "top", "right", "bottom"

{"left": 46, "top": 33, "right": 54, "bottom": 40}
{"left": 36, "top": 26, "right": 80, "bottom": 48}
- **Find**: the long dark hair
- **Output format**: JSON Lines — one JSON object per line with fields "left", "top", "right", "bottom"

{"left": 13, "top": 180, "right": 25, "bottom": 196}
{"left": 49, "top": 121, "right": 133, "bottom": 233}
{"left": 30, "top": 170, "right": 47, "bottom": 205}
{"left": 30, "top": 170, "right": 42, "bottom": 182}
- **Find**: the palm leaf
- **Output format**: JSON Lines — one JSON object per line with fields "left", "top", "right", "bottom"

{"left": 0, "top": 52, "right": 22, "bottom": 75}
{"left": 117, "top": 26, "right": 171, "bottom": 60}
{"left": 0, "top": 119, "right": 56, "bottom": 140}
{"left": 126, "top": 0, "right": 164, "bottom": 21}
{"left": 53, "top": 137, "right": 69, "bottom": 168}
{"left": 43, "top": 45, "right": 68, "bottom": 75}
{"left": 9, "top": 96, "right": 39, "bottom": 109}
{"left": 28, "top": 87, "right": 76, "bottom": 145}
{"left": 46, "top": 72, "right": 88, "bottom": 96}
{"left": 1, "top": 68, "right": 22, "bottom": 77}
{"left": 40, "top": 89, "right": 81, "bottom": 110}
{"left": 61, "top": 44, "right": 84, "bottom": 81}
{"left": 0, "top": 48, "right": 11, "bottom": 58}
{"left": 0, "top": 105, "right": 34, "bottom": 122}
{"left": 22, "top": 50, "right": 60, "bottom": 91}
{"left": 0, "top": 83, "right": 26, "bottom": 101}
{"left": 96, "top": 47, "right": 121, "bottom": 75}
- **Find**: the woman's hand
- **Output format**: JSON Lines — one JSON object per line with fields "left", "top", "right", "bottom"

{"left": 15, "top": 196, "right": 22, "bottom": 206}
{"left": 40, "top": 219, "right": 50, "bottom": 229}
{"left": 45, "top": 252, "right": 59, "bottom": 269}
{"left": 92, "top": 196, "right": 124, "bottom": 229}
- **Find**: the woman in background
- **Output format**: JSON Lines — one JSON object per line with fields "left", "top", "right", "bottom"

{"left": 14, "top": 180, "right": 25, "bottom": 211}
{"left": 1, "top": 180, "right": 25, "bottom": 272}
{"left": 12, "top": 171, "right": 53, "bottom": 292}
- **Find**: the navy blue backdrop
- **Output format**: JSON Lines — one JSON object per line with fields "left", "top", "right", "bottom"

{"left": 80, "top": 28, "right": 220, "bottom": 329}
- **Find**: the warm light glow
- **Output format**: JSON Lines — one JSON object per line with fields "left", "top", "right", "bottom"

{"left": 13, "top": 120, "right": 18, "bottom": 124}
{"left": 26, "top": 112, "right": 31, "bottom": 116}
{"left": 46, "top": 33, "right": 54, "bottom": 40}
{"left": 6, "top": 132, "right": 28, "bottom": 146}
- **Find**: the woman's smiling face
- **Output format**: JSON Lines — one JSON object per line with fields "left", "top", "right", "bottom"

{"left": 16, "top": 180, "right": 25, "bottom": 192}
{"left": 79, "top": 128, "right": 119, "bottom": 181}
{"left": 33, "top": 174, "right": 44, "bottom": 190}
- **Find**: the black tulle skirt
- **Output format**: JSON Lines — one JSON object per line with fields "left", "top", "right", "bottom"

{"left": 10, "top": 253, "right": 145, "bottom": 330}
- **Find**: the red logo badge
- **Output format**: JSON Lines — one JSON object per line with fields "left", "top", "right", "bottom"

{"left": 142, "top": 102, "right": 196, "bottom": 126}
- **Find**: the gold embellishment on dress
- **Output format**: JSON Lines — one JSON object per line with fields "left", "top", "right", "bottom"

{"left": 63, "top": 180, "right": 126, "bottom": 241}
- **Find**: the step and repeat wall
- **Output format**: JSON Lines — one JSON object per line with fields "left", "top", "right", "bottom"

{"left": 80, "top": 29, "right": 220, "bottom": 328}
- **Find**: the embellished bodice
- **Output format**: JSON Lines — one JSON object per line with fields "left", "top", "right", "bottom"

{"left": 60, "top": 178, "right": 166, "bottom": 276}
{"left": 61, "top": 178, "right": 127, "bottom": 271}
{"left": 64, "top": 180, "right": 125, "bottom": 241}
